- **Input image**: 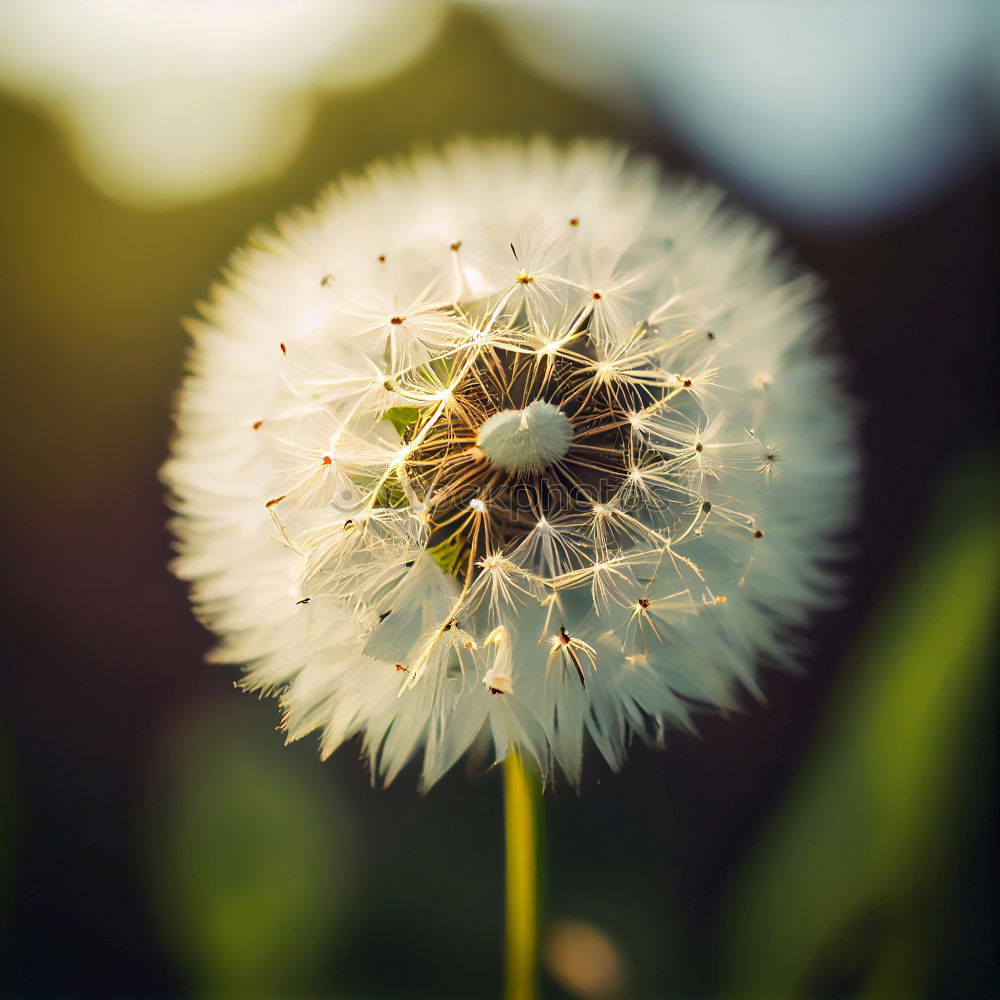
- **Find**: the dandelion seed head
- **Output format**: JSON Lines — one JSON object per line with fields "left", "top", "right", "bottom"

{"left": 163, "top": 138, "right": 857, "bottom": 788}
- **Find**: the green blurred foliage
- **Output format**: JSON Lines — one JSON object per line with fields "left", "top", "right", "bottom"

{"left": 721, "top": 457, "right": 999, "bottom": 998}
{"left": 145, "top": 703, "right": 359, "bottom": 996}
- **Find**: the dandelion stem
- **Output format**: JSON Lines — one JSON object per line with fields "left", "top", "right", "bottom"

{"left": 504, "top": 751, "right": 540, "bottom": 1000}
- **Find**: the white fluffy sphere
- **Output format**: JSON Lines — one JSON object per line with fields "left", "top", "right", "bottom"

{"left": 163, "top": 138, "right": 857, "bottom": 787}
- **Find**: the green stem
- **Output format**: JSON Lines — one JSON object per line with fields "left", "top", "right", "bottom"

{"left": 504, "top": 751, "right": 540, "bottom": 1000}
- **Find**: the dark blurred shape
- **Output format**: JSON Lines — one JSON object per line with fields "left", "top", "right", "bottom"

{"left": 145, "top": 701, "right": 358, "bottom": 996}
{"left": 721, "top": 456, "right": 1000, "bottom": 998}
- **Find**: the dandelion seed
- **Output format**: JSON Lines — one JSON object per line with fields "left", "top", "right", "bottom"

{"left": 484, "top": 671, "right": 514, "bottom": 695}
{"left": 163, "top": 138, "right": 857, "bottom": 787}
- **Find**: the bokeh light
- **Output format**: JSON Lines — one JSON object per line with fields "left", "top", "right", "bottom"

{"left": 545, "top": 918, "right": 627, "bottom": 999}
{"left": 479, "top": 0, "right": 998, "bottom": 231}
{"left": 0, "top": 0, "right": 444, "bottom": 206}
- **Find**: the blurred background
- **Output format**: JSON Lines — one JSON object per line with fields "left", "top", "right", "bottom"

{"left": 0, "top": 2, "right": 997, "bottom": 997}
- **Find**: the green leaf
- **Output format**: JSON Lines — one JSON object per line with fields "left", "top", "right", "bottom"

{"left": 373, "top": 468, "right": 410, "bottom": 509}
{"left": 427, "top": 532, "right": 470, "bottom": 575}
{"left": 720, "top": 455, "right": 1000, "bottom": 998}
{"left": 146, "top": 703, "right": 359, "bottom": 996}
{"left": 383, "top": 405, "right": 422, "bottom": 437}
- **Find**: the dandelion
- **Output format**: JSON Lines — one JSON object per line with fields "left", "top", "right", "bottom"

{"left": 163, "top": 138, "right": 857, "bottom": 790}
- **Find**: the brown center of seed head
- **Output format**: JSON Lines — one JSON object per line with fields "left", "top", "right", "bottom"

{"left": 401, "top": 330, "right": 661, "bottom": 580}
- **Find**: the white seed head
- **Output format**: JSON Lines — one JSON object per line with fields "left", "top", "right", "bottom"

{"left": 162, "top": 138, "right": 858, "bottom": 788}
